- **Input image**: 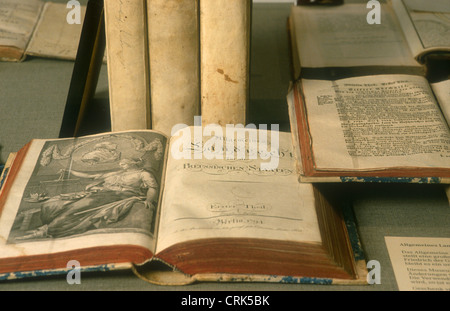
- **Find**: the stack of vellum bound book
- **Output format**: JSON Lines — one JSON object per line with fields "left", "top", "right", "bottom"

{"left": 104, "top": 0, "right": 251, "bottom": 137}
{"left": 0, "top": 128, "right": 367, "bottom": 285}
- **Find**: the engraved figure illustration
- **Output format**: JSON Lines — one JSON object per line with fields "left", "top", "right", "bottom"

{"left": 8, "top": 133, "right": 166, "bottom": 243}
{"left": 80, "top": 141, "right": 121, "bottom": 165}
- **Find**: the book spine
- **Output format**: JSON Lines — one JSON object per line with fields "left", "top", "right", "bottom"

{"left": 104, "top": 0, "right": 151, "bottom": 131}
{"left": 200, "top": 0, "right": 251, "bottom": 127}
{"left": 147, "top": 0, "right": 200, "bottom": 136}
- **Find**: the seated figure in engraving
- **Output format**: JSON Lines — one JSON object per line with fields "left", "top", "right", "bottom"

{"left": 18, "top": 158, "right": 159, "bottom": 240}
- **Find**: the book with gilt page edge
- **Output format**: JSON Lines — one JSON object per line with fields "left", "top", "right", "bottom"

{"left": 0, "top": 128, "right": 367, "bottom": 285}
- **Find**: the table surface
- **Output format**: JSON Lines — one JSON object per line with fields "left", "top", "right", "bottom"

{"left": 0, "top": 0, "right": 449, "bottom": 292}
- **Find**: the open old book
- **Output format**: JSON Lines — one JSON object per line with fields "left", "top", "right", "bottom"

{"left": 288, "top": 0, "right": 450, "bottom": 79}
{"left": 0, "top": 128, "right": 367, "bottom": 285}
{"left": 0, "top": 0, "right": 85, "bottom": 62}
{"left": 287, "top": 74, "right": 450, "bottom": 183}
{"left": 287, "top": 1, "right": 450, "bottom": 183}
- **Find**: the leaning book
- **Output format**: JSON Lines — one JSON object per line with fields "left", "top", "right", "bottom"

{"left": 0, "top": 128, "right": 367, "bottom": 285}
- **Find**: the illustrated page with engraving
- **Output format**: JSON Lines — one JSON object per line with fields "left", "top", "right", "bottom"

{"left": 155, "top": 128, "right": 322, "bottom": 254}
{"left": 0, "top": 131, "right": 167, "bottom": 260}
{"left": 301, "top": 74, "right": 450, "bottom": 171}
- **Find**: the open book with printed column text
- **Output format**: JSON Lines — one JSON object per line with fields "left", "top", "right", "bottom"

{"left": 287, "top": 74, "right": 450, "bottom": 183}
{"left": 287, "top": 1, "right": 450, "bottom": 183}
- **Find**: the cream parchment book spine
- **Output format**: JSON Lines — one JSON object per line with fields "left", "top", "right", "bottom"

{"left": 200, "top": 0, "right": 252, "bottom": 126}
{"left": 147, "top": 0, "right": 200, "bottom": 136}
{"left": 104, "top": 0, "right": 151, "bottom": 131}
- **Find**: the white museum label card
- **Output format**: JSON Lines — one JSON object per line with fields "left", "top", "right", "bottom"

{"left": 385, "top": 236, "right": 450, "bottom": 291}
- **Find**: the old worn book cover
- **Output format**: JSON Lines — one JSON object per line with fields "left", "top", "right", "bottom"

{"left": 0, "top": 0, "right": 86, "bottom": 62}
